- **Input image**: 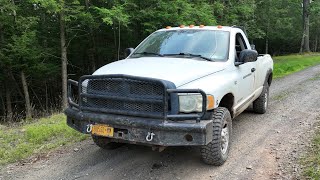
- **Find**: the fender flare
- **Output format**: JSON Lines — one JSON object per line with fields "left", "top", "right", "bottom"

{"left": 265, "top": 69, "right": 273, "bottom": 86}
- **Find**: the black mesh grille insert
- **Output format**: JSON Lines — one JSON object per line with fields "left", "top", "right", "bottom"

{"left": 79, "top": 76, "right": 166, "bottom": 118}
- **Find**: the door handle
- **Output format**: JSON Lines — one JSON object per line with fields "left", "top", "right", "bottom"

{"left": 251, "top": 68, "right": 256, "bottom": 72}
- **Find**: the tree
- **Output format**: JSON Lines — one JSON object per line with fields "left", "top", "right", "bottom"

{"left": 310, "top": 0, "right": 320, "bottom": 52}
{"left": 254, "top": 0, "right": 302, "bottom": 55}
{"left": 300, "top": 0, "right": 311, "bottom": 52}
{"left": 32, "top": 0, "right": 86, "bottom": 109}
{"left": 7, "top": 29, "right": 42, "bottom": 119}
{"left": 0, "top": 0, "right": 319, "bottom": 122}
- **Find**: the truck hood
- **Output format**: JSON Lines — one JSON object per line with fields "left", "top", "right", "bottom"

{"left": 93, "top": 57, "right": 226, "bottom": 87}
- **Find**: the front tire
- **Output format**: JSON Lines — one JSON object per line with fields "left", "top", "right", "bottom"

{"left": 92, "top": 135, "right": 123, "bottom": 150}
{"left": 253, "top": 83, "right": 269, "bottom": 114}
{"left": 200, "top": 107, "right": 232, "bottom": 166}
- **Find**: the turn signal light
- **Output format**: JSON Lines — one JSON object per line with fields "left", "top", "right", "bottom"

{"left": 207, "top": 95, "right": 215, "bottom": 110}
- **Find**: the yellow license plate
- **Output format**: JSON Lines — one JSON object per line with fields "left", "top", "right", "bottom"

{"left": 92, "top": 124, "right": 114, "bottom": 137}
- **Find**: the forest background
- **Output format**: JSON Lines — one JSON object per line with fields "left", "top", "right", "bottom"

{"left": 0, "top": 0, "right": 319, "bottom": 122}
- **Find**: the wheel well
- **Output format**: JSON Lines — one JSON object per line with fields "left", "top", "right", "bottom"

{"left": 219, "top": 93, "right": 234, "bottom": 118}
{"left": 267, "top": 71, "right": 273, "bottom": 86}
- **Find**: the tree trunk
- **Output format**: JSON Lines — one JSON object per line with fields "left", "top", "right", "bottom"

{"left": 0, "top": 24, "right": 3, "bottom": 47}
{"left": 265, "top": 38, "right": 269, "bottom": 54}
{"left": 8, "top": 70, "right": 24, "bottom": 98}
{"left": 304, "top": 7, "right": 310, "bottom": 52}
{"left": 265, "top": 0, "right": 270, "bottom": 54}
{"left": 21, "top": 71, "right": 32, "bottom": 119}
{"left": 85, "top": 0, "right": 90, "bottom": 7}
{"left": 11, "top": 0, "right": 16, "bottom": 22}
{"left": 60, "top": 0, "right": 68, "bottom": 110}
{"left": 0, "top": 94, "right": 5, "bottom": 119}
{"left": 315, "top": 35, "right": 318, "bottom": 52}
{"left": 85, "top": 0, "right": 97, "bottom": 72}
{"left": 45, "top": 81, "right": 48, "bottom": 114}
{"left": 299, "top": 33, "right": 305, "bottom": 53}
{"left": 301, "top": 0, "right": 311, "bottom": 52}
{"left": 113, "top": 25, "right": 117, "bottom": 51}
{"left": 5, "top": 82, "right": 12, "bottom": 121}
{"left": 118, "top": 21, "right": 121, "bottom": 60}
{"left": 0, "top": 25, "right": 4, "bottom": 118}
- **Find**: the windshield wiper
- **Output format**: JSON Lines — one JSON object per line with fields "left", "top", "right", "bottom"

{"left": 132, "top": 52, "right": 164, "bottom": 57}
{"left": 163, "top": 53, "right": 213, "bottom": 61}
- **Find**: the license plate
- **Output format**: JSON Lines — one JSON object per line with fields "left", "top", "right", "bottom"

{"left": 92, "top": 124, "right": 114, "bottom": 137}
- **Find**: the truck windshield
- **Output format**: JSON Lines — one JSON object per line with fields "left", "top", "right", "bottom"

{"left": 130, "top": 30, "right": 230, "bottom": 61}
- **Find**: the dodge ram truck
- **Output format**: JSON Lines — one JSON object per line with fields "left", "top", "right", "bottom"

{"left": 65, "top": 25, "right": 273, "bottom": 166}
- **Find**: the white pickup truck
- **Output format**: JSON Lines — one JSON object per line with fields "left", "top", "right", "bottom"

{"left": 65, "top": 26, "right": 273, "bottom": 166}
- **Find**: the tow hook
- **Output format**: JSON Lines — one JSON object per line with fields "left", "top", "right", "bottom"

{"left": 86, "top": 124, "right": 93, "bottom": 133}
{"left": 146, "top": 132, "right": 155, "bottom": 142}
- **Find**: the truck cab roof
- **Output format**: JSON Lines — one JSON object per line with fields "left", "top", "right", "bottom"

{"left": 157, "top": 26, "right": 240, "bottom": 33}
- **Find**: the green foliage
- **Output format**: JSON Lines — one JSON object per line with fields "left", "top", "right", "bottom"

{"left": 126, "top": 0, "right": 216, "bottom": 35}
{"left": 95, "top": 4, "right": 129, "bottom": 26}
{"left": 0, "top": 114, "right": 88, "bottom": 165}
{"left": 254, "top": 0, "right": 303, "bottom": 54}
{"left": 7, "top": 30, "right": 41, "bottom": 69}
{"left": 0, "top": 0, "right": 320, "bottom": 121}
{"left": 273, "top": 54, "right": 320, "bottom": 78}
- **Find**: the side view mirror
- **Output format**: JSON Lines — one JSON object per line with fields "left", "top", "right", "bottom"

{"left": 239, "top": 49, "right": 258, "bottom": 64}
{"left": 250, "top": 44, "right": 256, "bottom": 50}
{"left": 124, "top": 48, "right": 134, "bottom": 58}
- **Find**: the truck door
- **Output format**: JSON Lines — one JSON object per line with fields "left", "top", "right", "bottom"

{"left": 235, "top": 33, "right": 256, "bottom": 103}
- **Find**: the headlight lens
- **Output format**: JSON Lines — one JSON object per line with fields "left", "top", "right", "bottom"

{"left": 179, "top": 94, "right": 214, "bottom": 113}
{"left": 82, "top": 80, "right": 89, "bottom": 103}
{"left": 82, "top": 80, "right": 89, "bottom": 93}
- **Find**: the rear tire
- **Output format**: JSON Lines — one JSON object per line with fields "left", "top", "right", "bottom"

{"left": 92, "top": 135, "right": 123, "bottom": 150}
{"left": 200, "top": 107, "right": 232, "bottom": 166}
{"left": 253, "top": 83, "right": 269, "bottom": 114}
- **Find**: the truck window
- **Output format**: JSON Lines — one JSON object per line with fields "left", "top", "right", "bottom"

{"left": 235, "top": 33, "right": 248, "bottom": 60}
{"left": 131, "top": 30, "right": 230, "bottom": 61}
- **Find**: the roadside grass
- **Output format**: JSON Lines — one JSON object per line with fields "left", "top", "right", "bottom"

{"left": 302, "top": 118, "right": 320, "bottom": 179}
{"left": 309, "top": 73, "right": 320, "bottom": 81}
{"left": 0, "top": 114, "right": 88, "bottom": 165}
{"left": 272, "top": 91, "right": 289, "bottom": 101}
{"left": 273, "top": 53, "right": 320, "bottom": 78}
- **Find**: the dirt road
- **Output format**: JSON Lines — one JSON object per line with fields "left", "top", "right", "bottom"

{"left": 1, "top": 65, "right": 320, "bottom": 180}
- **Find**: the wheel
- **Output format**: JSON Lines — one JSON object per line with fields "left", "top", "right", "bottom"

{"left": 92, "top": 135, "right": 123, "bottom": 150}
{"left": 200, "top": 107, "right": 232, "bottom": 166}
{"left": 253, "top": 82, "right": 269, "bottom": 114}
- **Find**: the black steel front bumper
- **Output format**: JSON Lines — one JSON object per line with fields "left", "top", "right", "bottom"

{"left": 65, "top": 108, "right": 213, "bottom": 146}
{"left": 65, "top": 75, "right": 213, "bottom": 146}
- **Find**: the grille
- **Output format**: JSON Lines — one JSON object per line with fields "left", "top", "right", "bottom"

{"left": 79, "top": 76, "right": 166, "bottom": 118}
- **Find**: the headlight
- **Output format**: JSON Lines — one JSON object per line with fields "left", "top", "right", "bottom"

{"left": 82, "top": 80, "right": 89, "bottom": 93}
{"left": 82, "top": 80, "right": 89, "bottom": 103}
{"left": 179, "top": 94, "right": 214, "bottom": 113}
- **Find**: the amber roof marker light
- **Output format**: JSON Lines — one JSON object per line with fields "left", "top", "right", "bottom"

{"left": 199, "top": 25, "right": 205, "bottom": 28}
{"left": 217, "top": 25, "right": 223, "bottom": 29}
{"left": 180, "top": 25, "right": 185, "bottom": 28}
{"left": 166, "top": 26, "right": 172, "bottom": 29}
{"left": 189, "top": 24, "right": 195, "bottom": 28}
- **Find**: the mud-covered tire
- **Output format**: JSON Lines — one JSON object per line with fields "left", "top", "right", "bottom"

{"left": 92, "top": 135, "right": 123, "bottom": 150}
{"left": 253, "top": 83, "right": 269, "bottom": 114}
{"left": 200, "top": 107, "right": 232, "bottom": 166}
